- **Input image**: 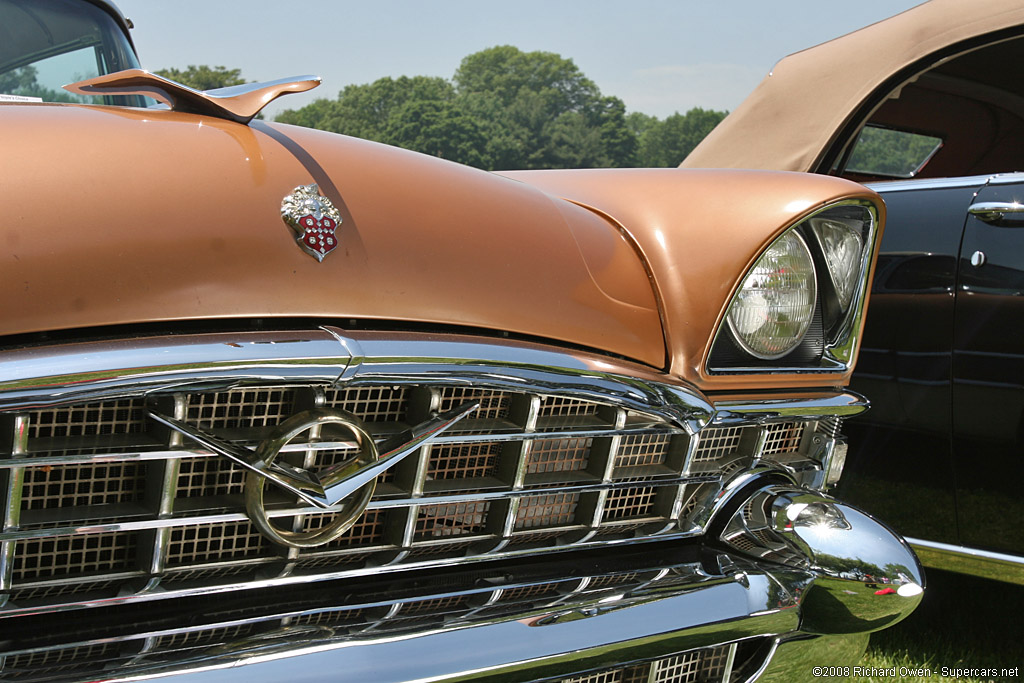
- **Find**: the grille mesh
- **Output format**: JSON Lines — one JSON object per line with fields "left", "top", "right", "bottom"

{"left": 527, "top": 438, "right": 592, "bottom": 474}
{"left": 166, "top": 521, "right": 270, "bottom": 566}
{"left": 415, "top": 502, "right": 490, "bottom": 540}
{"left": 427, "top": 443, "right": 501, "bottom": 480}
{"left": 27, "top": 399, "right": 147, "bottom": 439}
{"left": 762, "top": 421, "right": 804, "bottom": 455}
{"left": 14, "top": 531, "right": 136, "bottom": 582}
{"left": 21, "top": 462, "right": 145, "bottom": 510}
{"left": 515, "top": 493, "right": 579, "bottom": 529}
{"left": 187, "top": 388, "right": 296, "bottom": 429}
{"left": 323, "top": 386, "right": 408, "bottom": 422}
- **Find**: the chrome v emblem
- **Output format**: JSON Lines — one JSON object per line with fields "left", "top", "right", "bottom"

{"left": 148, "top": 401, "right": 478, "bottom": 509}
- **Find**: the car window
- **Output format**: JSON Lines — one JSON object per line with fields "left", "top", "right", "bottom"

{"left": 837, "top": 35, "right": 1024, "bottom": 181}
{"left": 846, "top": 125, "right": 943, "bottom": 178}
{"left": 0, "top": 0, "right": 144, "bottom": 107}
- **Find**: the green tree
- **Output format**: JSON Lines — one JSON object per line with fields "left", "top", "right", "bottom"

{"left": 453, "top": 46, "right": 635, "bottom": 169}
{"left": 384, "top": 99, "right": 491, "bottom": 167}
{"left": 154, "top": 65, "right": 247, "bottom": 91}
{"left": 636, "top": 107, "right": 727, "bottom": 167}
{"left": 277, "top": 75, "right": 454, "bottom": 141}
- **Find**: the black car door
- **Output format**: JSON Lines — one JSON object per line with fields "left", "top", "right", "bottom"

{"left": 952, "top": 174, "right": 1024, "bottom": 555}
{"left": 840, "top": 177, "right": 987, "bottom": 545}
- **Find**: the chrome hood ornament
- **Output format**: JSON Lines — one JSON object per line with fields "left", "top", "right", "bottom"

{"left": 149, "top": 401, "right": 477, "bottom": 547}
{"left": 281, "top": 184, "right": 343, "bottom": 262}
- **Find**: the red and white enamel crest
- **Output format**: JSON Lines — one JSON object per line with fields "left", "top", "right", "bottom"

{"left": 281, "top": 184, "right": 343, "bottom": 262}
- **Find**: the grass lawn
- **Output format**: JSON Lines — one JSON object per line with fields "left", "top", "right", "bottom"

{"left": 856, "top": 569, "right": 1023, "bottom": 682}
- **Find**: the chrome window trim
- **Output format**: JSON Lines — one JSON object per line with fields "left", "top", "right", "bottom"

{"left": 865, "top": 173, "right": 999, "bottom": 193}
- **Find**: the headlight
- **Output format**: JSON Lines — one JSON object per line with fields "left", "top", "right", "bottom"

{"left": 810, "top": 216, "right": 864, "bottom": 311}
{"left": 707, "top": 199, "right": 881, "bottom": 373}
{"left": 726, "top": 231, "right": 817, "bottom": 359}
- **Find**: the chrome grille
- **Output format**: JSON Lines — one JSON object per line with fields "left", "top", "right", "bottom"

{"left": 0, "top": 332, "right": 841, "bottom": 617}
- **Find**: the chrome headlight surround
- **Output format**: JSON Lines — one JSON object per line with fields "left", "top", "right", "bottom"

{"left": 707, "top": 199, "right": 880, "bottom": 373}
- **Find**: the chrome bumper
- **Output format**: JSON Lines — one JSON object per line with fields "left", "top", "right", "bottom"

{"left": 2, "top": 485, "right": 923, "bottom": 683}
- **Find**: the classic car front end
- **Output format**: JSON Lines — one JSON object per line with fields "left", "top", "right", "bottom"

{"left": 0, "top": 1, "right": 922, "bottom": 681}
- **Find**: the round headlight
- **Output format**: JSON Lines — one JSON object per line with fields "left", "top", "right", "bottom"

{"left": 727, "top": 231, "right": 817, "bottom": 359}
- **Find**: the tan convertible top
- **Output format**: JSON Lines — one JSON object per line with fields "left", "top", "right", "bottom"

{"left": 681, "top": 0, "right": 1024, "bottom": 173}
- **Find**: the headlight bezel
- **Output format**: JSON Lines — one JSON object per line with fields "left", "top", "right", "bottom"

{"left": 706, "top": 199, "right": 880, "bottom": 374}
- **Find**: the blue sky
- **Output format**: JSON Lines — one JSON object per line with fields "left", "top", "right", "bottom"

{"left": 116, "top": 1, "right": 926, "bottom": 120}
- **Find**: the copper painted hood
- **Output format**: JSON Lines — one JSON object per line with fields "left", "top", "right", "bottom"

{"left": 0, "top": 104, "right": 664, "bottom": 366}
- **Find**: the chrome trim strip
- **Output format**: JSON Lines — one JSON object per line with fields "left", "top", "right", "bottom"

{"left": 0, "top": 423, "right": 690, "bottom": 468}
{"left": 711, "top": 391, "right": 868, "bottom": 424}
{"left": 908, "top": 537, "right": 1024, "bottom": 585}
{"left": 0, "top": 329, "right": 714, "bottom": 432}
{"left": 866, "top": 174, "right": 996, "bottom": 193}
{"left": 0, "top": 330, "right": 350, "bottom": 411}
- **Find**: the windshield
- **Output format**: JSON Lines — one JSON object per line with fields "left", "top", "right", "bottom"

{"left": 0, "top": 0, "right": 144, "bottom": 107}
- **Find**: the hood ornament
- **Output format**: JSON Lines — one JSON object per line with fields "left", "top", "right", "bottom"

{"left": 281, "top": 184, "right": 343, "bottom": 262}
{"left": 149, "top": 401, "right": 478, "bottom": 547}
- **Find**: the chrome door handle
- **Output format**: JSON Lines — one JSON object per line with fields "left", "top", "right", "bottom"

{"left": 969, "top": 202, "right": 1024, "bottom": 224}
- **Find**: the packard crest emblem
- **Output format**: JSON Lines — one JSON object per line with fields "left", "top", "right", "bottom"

{"left": 281, "top": 184, "right": 342, "bottom": 261}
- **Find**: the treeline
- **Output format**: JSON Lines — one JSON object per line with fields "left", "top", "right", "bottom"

{"left": 155, "top": 50, "right": 724, "bottom": 170}
{"left": 270, "top": 46, "right": 725, "bottom": 170}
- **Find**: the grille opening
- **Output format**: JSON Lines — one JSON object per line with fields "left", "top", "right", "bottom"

{"left": 760, "top": 421, "right": 813, "bottom": 466}
{"left": 12, "top": 531, "right": 138, "bottom": 584}
{"left": 514, "top": 492, "right": 581, "bottom": 530}
{"left": 536, "top": 396, "right": 615, "bottom": 432}
{"left": 165, "top": 521, "right": 275, "bottom": 568}
{"left": 3, "top": 641, "right": 122, "bottom": 682}
{"left": 323, "top": 386, "right": 410, "bottom": 423}
{"left": 414, "top": 501, "right": 491, "bottom": 541}
{"left": 686, "top": 425, "right": 757, "bottom": 475}
{"left": 186, "top": 388, "right": 300, "bottom": 431}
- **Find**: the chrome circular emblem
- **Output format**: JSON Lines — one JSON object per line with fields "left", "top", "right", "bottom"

{"left": 281, "top": 184, "right": 343, "bottom": 262}
{"left": 244, "top": 408, "right": 376, "bottom": 548}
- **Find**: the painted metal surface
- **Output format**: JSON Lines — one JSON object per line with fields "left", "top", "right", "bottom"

{"left": 504, "top": 168, "right": 884, "bottom": 389}
{"left": 0, "top": 105, "right": 665, "bottom": 368}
